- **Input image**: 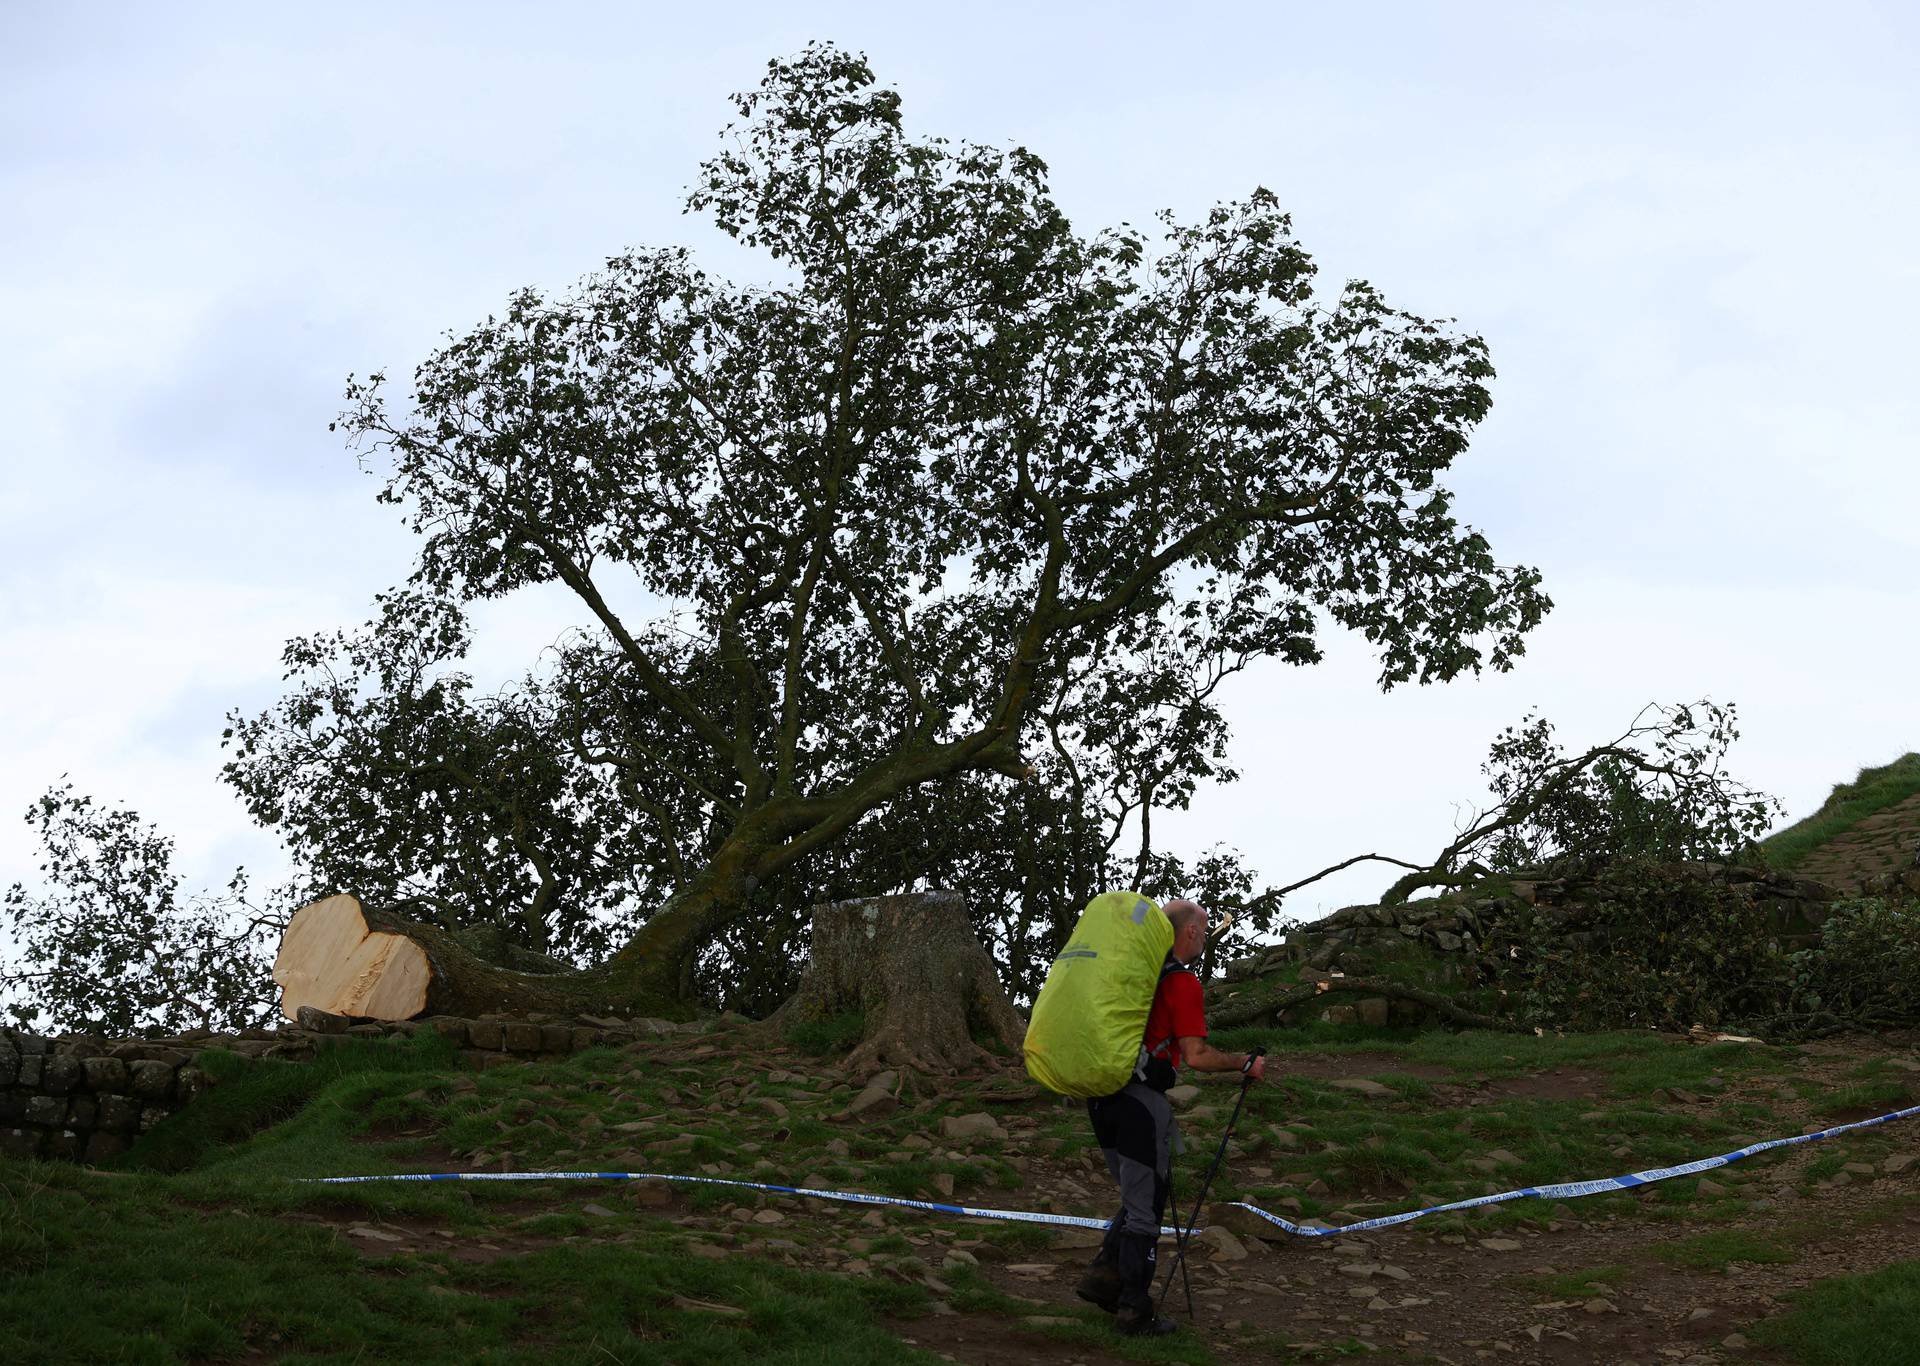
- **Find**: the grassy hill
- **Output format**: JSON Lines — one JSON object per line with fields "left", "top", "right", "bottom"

{"left": 10, "top": 1018, "right": 1920, "bottom": 1362}
{"left": 1764, "top": 753, "right": 1920, "bottom": 883}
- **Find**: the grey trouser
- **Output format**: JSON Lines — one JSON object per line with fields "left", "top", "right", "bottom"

{"left": 1086, "top": 1081, "right": 1180, "bottom": 1313}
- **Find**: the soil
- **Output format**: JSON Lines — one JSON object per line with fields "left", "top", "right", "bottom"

{"left": 930, "top": 1047, "right": 1920, "bottom": 1365}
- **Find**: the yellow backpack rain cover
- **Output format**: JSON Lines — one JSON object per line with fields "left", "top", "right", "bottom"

{"left": 1024, "top": 891, "right": 1173, "bottom": 1099}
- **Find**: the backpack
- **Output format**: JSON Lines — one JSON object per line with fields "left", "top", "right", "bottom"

{"left": 1023, "top": 891, "right": 1174, "bottom": 1099}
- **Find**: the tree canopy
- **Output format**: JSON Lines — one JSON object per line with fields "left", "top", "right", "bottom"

{"left": 1, "top": 785, "right": 278, "bottom": 1035}
{"left": 226, "top": 43, "right": 1548, "bottom": 1015}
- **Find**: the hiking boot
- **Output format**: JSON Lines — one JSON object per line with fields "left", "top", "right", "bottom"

{"left": 1075, "top": 1262, "right": 1122, "bottom": 1313}
{"left": 1115, "top": 1310, "right": 1180, "bottom": 1337}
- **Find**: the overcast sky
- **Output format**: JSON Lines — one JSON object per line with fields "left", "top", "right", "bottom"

{"left": 2, "top": 2, "right": 1915, "bottom": 936}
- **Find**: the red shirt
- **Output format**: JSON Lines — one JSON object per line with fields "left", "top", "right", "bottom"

{"left": 1142, "top": 966, "right": 1207, "bottom": 1073}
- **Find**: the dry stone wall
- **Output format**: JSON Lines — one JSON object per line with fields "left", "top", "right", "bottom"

{"left": 288, "top": 1005, "right": 707, "bottom": 1072}
{"left": 1212, "top": 860, "right": 1844, "bottom": 1028}
{"left": 0, "top": 1029, "right": 210, "bottom": 1162}
{"left": 1, "top": 1007, "right": 713, "bottom": 1164}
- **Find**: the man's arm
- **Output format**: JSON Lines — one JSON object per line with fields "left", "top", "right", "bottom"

{"left": 1178, "top": 1035, "right": 1266, "bottom": 1081}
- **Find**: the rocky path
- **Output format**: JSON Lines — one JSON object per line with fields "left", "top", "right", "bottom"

{"left": 950, "top": 1160, "right": 1920, "bottom": 1365}
{"left": 310, "top": 1035, "right": 1920, "bottom": 1366}
{"left": 1794, "top": 791, "right": 1920, "bottom": 891}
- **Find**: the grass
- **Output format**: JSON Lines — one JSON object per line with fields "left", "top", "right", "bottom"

{"left": 1516, "top": 1265, "right": 1631, "bottom": 1299}
{"left": 9, "top": 1014, "right": 1920, "bottom": 1363}
{"left": 1813, "top": 1079, "right": 1914, "bottom": 1116}
{"left": 1245, "top": 1336, "right": 1376, "bottom": 1360}
{"left": 0, "top": 1159, "right": 929, "bottom": 1364}
{"left": 1756, "top": 1259, "right": 1920, "bottom": 1365}
{"left": 2, "top": 1032, "right": 954, "bottom": 1365}
{"left": 1027, "top": 1311, "right": 1214, "bottom": 1363}
{"left": 1503, "top": 1192, "right": 1920, "bottom": 1315}
{"left": 785, "top": 1010, "right": 868, "bottom": 1057}
{"left": 113, "top": 1028, "right": 462, "bottom": 1174}
{"left": 943, "top": 1262, "right": 1215, "bottom": 1364}
{"left": 1185, "top": 1022, "right": 1812, "bottom": 1226}
{"left": 1212, "top": 1020, "right": 1785, "bottom": 1094}
{"left": 1651, "top": 1227, "right": 1797, "bottom": 1270}
{"left": 1764, "top": 752, "right": 1920, "bottom": 871}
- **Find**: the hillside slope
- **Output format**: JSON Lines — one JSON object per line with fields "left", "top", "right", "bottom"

{"left": 1766, "top": 753, "right": 1920, "bottom": 888}
{"left": 1794, "top": 792, "right": 1920, "bottom": 889}
{"left": 11, "top": 1023, "right": 1920, "bottom": 1362}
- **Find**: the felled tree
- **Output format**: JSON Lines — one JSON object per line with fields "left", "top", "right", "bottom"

{"left": 263, "top": 44, "right": 1547, "bottom": 1019}
{"left": 1265, "top": 699, "right": 1784, "bottom": 912}
{"left": 1377, "top": 700, "right": 1781, "bottom": 904}
{"left": 1463, "top": 702, "right": 1782, "bottom": 880}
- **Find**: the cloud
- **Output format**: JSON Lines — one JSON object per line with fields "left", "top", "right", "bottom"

{"left": 1, "top": 3, "right": 1914, "bottom": 958}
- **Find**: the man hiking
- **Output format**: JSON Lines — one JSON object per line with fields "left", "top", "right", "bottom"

{"left": 1076, "top": 897, "right": 1267, "bottom": 1336}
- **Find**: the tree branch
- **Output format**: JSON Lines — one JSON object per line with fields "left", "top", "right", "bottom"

{"left": 520, "top": 528, "right": 739, "bottom": 762}
{"left": 1210, "top": 974, "right": 1524, "bottom": 1033}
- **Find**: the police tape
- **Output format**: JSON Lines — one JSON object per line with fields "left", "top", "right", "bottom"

{"left": 303, "top": 1099, "right": 1920, "bottom": 1240}
{"left": 1226, "top": 1098, "right": 1920, "bottom": 1237}
{"left": 302, "top": 1167, "right": 1186, "bottom": 1238}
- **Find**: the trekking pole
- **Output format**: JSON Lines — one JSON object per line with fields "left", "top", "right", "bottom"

{"left": 1156, "top": 1047, "right": 1263, "bottom": 1318}
{"left": 1162, "top": 1159, "right": 1197, "bottom": 1316}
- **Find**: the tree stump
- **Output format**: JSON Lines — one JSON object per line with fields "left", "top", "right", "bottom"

{"left": 772, "top": 892, "right": 1027, "bottom": 1075}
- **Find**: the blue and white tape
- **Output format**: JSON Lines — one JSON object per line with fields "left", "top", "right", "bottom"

{"left": 304, "top": 1100, "right": 1920, "bottom": 1239}
{"left": 1228, "top": 1099, "right": 1920, "bottom": 1237}
{"left": 304, "top": 1167, "right": 1184, "bottom": 1237}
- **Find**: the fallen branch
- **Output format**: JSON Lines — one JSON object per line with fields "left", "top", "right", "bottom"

{"left": 1209, "top": 974, "right": 1526, "bottom": 1033}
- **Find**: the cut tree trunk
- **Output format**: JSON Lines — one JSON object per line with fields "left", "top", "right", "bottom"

{"left": 1208, "top": 974, "right": 1526, "bottom": 1033}
{"left": 271, "top": 892, "right": 700, "bottom": 1021}
{"left": 769, "top": 891, "right": 1027, "bottom": 1075}
{"left": 274, "top": 894, "right": 436, "bottom": 1019}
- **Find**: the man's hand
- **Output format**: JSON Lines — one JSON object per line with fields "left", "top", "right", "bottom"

{"left": 1241, "top": 1054, "right": 1266, "bottom": 1083}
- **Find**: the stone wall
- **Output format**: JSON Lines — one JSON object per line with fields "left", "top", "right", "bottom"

{"left": 1859, "top": 867, "right": 1920, "bottom": 900}
{"left": 0, "top": 1030, "right": 210, "bottom": 1161}
{"left": 1212, "top": 860, "right": 1843, "bottom": 1028}
{"left": 287, "top": 1005, "right": 704, "bottom": 1072}
{"left": 1, "top": 1007, "right": 711, "bottom": 1163}
{"left": 1223, "top": 860, "right": 1838, "bottom": 983}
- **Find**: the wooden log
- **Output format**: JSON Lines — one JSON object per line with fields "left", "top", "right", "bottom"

{"left": 273, "top": 894, "right": 434, "bottom": 1020}
{"left": 269, "top": 892, "right": 688, "bottom": 1022}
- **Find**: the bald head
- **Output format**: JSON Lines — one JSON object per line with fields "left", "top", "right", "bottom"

{"left": 1164, "top": 898, "right": 1206, "bottom": 963}
{"left": 1163, "top": 898, "right": 1204, "bottom": 936}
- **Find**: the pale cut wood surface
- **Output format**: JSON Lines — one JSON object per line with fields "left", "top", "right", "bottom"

{"left": 274, "top": 893, "right": 432, "bottom": 1020}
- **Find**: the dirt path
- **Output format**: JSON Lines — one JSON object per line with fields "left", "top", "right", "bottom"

{"left": 929, "top": 1047, "right": 1920, "bottom": 1365}
{"left": 939, "top": 1167, "right": 1920, "bottom": 1365}
{"left": 306, "top": 1037, "right": 1920, "bottom": 1365}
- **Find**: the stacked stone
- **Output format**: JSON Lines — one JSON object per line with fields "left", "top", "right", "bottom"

{"left": 237, "top": 1006, "right": 704, "bottom": 1069}
{"left": 410, "top": 1010, "right": 699, "bottom": 1071}
{"left": 3, "top": 1008, "right": 723, "bottom": 1165}
{"left": 0, "top": 1029, "right": 208, "bottom": 1162}
{"left": 1212, "top": 859, "right": 1841, "bottom": 1029}
{"left": 1220, "top": 897, "right": 1499, "bottom": 980}
{"left": 1222, "top": 860, "right": 1839, "bottom": 987}
{"left": 1858, "top": 866, "right": 1920, "bottom": 899}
